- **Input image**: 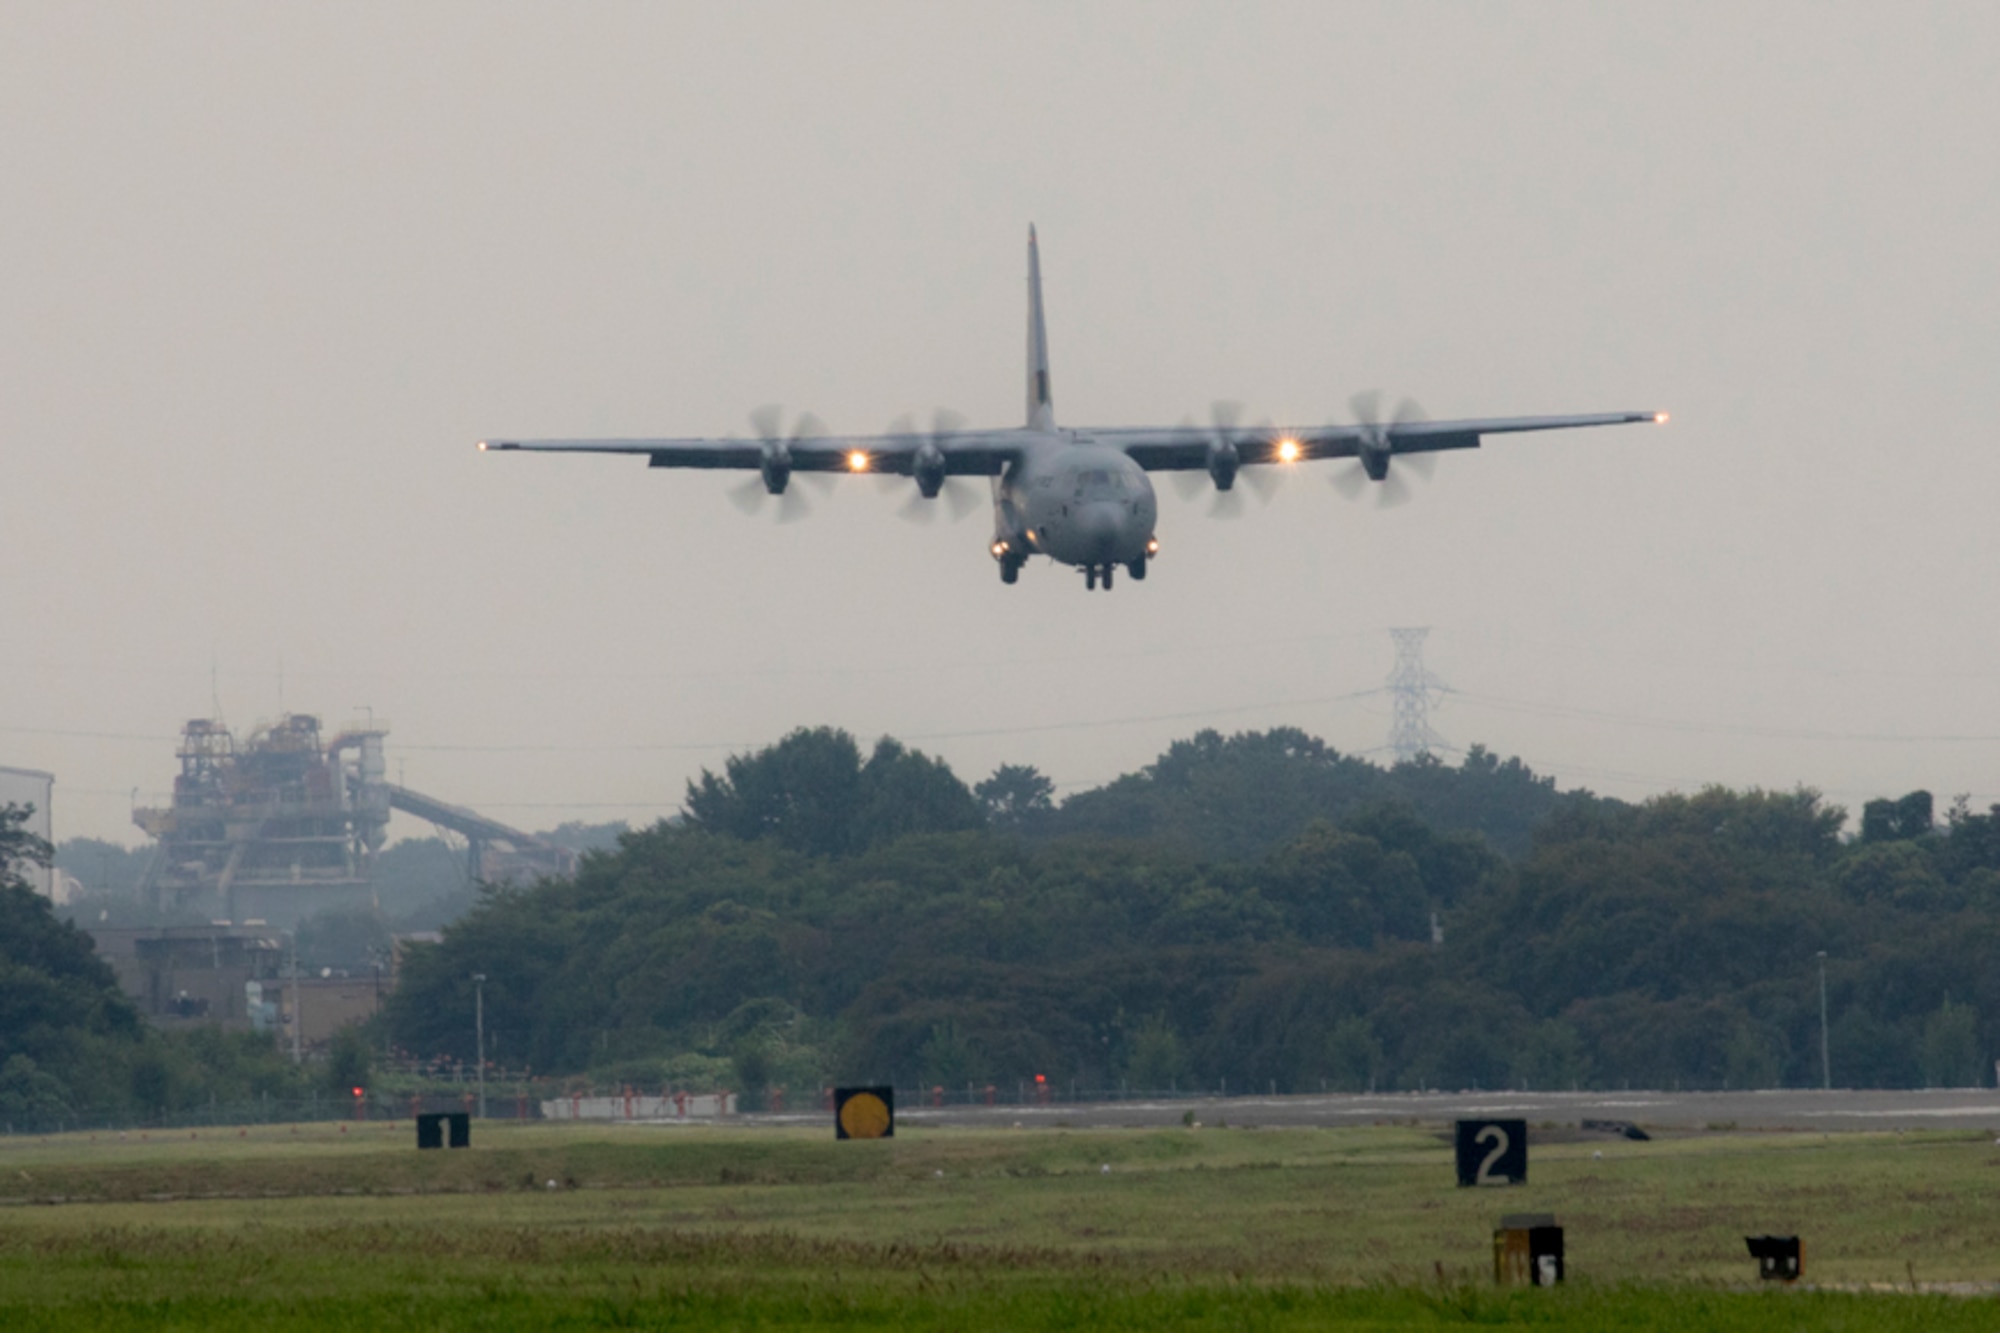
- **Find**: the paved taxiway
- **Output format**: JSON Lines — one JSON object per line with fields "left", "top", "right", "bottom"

{"left": 842, "top": 1088, "right": 2000, "bottom": 1133}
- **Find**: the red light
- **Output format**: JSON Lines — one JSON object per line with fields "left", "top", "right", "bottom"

{"left": 1034, "top": 1074, "right": 1046, "bottom": 1083}
{"left": 351, "top": 1087, "right": 364, "bottom": 1098}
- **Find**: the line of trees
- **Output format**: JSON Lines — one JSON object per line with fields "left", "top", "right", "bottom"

{"left": 378, "top": 728, "right": 2000, "bottom": 1097}
{"left": 12, "top": 728, "right": 2000, "bottom": 1122}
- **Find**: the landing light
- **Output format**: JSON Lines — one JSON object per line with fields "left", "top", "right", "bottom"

{"left": 1654, "top": 412, "right": 1670, "bottom": 424}
{"left": 847, "top": 450, "right": 870, "bottom": 471}
{"left": 1146, "top": 537, "right": 1160, "bottom": 555}
{"left": 1276, "top": 438, "right": 1301, "bottom": 463}
{"left": 476, "top": 441, "right": 489, "bottom": 451}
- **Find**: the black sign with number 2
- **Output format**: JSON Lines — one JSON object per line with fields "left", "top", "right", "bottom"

{"left": 1455, "top": 1118, "right": 1528, "bottom": 1186}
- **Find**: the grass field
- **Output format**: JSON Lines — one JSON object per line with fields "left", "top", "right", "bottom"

{"left": 4, "top": 1116, "right": 1999, "bottom": 1328}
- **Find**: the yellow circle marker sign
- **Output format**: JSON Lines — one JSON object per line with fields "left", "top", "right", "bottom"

{"left": 834, "top": 1086, "right": 895, "bottom": 1140}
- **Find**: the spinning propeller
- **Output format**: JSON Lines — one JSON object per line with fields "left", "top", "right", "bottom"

{"left": 729, "top": 405, "right": 832, "bottom": 522}
{"left": 889, "top": 409, "right": 983, "bottom": 523}
{"left": 1332, "top": 391, "right": 1434, "bottom": 508}
{"left": 1170, "top": 402, "right": 1283, "bottom": 517}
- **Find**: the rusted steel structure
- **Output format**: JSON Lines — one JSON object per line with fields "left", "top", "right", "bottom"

{"left": 134, "top": 714, "right": 573, "bottom": 926}
{"left": 133, "top": 715, "right": 389, "bottom": 924}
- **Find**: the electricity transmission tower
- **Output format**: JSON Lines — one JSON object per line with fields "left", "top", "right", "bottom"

{"left": 1386, "top": 628, "right": 1449, "bottom": 763}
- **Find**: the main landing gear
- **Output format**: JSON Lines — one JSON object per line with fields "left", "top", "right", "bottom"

{"left": 1087, "top": 562, "right": 1141, "bottom": 591}
{"left": 1080, "top": 556, "right": 1148, "bottom": 591}
{"left": 999, "top": 554, "right": 1023, "bottom": 585}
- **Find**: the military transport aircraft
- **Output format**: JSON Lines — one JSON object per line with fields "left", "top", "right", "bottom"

{"left": 480, "top": 228, "right": 1664, "bottom": 590}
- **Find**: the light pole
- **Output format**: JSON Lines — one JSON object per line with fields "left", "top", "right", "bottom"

{"left": 1817, "top": 951, "right": 1830, "bottom": 1091}
{"left": 289, "top": 932, "right": 303, "bottom": 1067}
{"left": 472, "top": 973, "right": 487, "bottom": 1119}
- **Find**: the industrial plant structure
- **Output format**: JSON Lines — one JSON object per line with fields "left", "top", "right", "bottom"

{"left": 133, "top": 714, "right": 574, "bottom": 926}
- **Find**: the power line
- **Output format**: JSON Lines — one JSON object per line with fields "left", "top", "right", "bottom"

{"left": 0, "top": 628, "right": 1390, "bottom": 689}
{"left": 1444, "top": 689, "right": 2000, "bottom": 745}
{"left": 380, "top": 687, "right": 1389, "bottom": 754}
{"left": 0, "top": 724, "right": 173, "bottom": 742}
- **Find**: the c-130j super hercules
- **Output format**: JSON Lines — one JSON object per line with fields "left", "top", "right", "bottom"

{"left": 482, "top": 228, "right": 1664, "bottom": 591}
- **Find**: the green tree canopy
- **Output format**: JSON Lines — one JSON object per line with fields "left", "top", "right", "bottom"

{"left": 684, "top": 727, "right": 982, "bottom": 857}
{"left": 367, "top": 733, "right": 2000, "bottom": 1098}
{"left": 1048, "top": 731, "right": 1596, "bottom": 860}
{"left": 0, "top": 804, "right": 142, "bottom": 1114}
{"left": 976, "top": 763, "right": 1056, "bottom": 834}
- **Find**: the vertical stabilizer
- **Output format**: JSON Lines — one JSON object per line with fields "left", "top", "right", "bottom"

{"left": 1025, "top": 225, "right": 1054, "bottom": 430}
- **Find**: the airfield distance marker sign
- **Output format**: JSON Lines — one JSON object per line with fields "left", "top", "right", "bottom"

{"left": 835, "top": 1086, "right": 895, "bottom": 1139}
{"left": 1455, "top": 1118, "right": 1528, "bottom": 1187}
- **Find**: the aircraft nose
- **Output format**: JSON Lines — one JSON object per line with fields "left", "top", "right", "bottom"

{"left": 1080, "top": 502, "right": 1123, "bottom": 558}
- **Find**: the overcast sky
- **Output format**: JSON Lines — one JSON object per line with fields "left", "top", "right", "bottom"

{"left": 5, "top": 3, "right": 1997, "bottom": 846}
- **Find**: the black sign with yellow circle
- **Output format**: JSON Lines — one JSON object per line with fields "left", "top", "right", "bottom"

{"left": 835, "top": 1085, "right": 895, "bottom": 1140}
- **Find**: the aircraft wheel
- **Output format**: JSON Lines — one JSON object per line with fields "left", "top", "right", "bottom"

{"left": 1085, "top": 567, "right": 1097, "bottom": 591}
{"left": 1102, "top": 564, "right": 1114, "bottom": 590}
{"left": 1000, "top": 557, "right": 1020, "bottom": 585}
{"left": 1127, "top": 555, "right": 1146, "bottom": 581}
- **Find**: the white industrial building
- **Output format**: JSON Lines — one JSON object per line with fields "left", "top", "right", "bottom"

{"left": 0, "top": 765, "right": 56, "bottom": 899}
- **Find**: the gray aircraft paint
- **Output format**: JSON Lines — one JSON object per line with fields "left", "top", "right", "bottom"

{"left": 481, "top": 230, "right": 1659, "bottom": 591}
{"left": 1000, "top": 441, "right": 1158, "bottom": 572}
{"left": 1026, "top": 224, "right": 1055, "bottom": 432}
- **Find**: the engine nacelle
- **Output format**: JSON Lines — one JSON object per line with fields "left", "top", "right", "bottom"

{"left": 914, "top": 443, "right": 947, "bottom": 498}
{"left": 1360, "top": 445, "right": 1391, "bottom": 482}
{"left": 1206, "top": 442, "right": 1240, "bottom": 491}
{"left": 760, "top": 444, "right": 793, "bottom": 494}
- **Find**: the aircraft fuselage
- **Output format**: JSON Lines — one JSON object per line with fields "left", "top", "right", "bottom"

{"left": 993, "top": 435, "right": 1159, "bottom": 584}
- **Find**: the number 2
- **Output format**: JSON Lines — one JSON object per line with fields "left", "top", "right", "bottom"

{"left": 1474, "top": 1124, "right": 1511, "bottom": 1183}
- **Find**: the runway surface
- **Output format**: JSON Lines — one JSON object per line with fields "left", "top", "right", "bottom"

{"left": 767, "top": 1088, "right": 2000, "bottom": 1134}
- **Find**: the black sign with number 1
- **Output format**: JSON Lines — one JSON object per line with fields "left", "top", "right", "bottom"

{"left": 1455, "top": 1118, "right": 1528, "bottom": 1186}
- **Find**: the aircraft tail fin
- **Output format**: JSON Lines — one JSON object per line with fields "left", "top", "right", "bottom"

{"left": 1025, "top": 225, "right": 1054, "bottom": 430}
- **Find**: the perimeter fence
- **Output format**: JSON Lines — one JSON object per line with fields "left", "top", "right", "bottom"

{"left": 1, "top": 1077, "right": 1289, "bottom": 1136}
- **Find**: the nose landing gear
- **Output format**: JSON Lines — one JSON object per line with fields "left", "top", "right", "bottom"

{"left": 1083, "top": 563, "right": 1118, "bottom": 591}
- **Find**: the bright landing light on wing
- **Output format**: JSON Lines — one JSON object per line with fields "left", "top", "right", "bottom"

{"left": 476, "top": 441, "right": 489, "bottom": 451}
{"left": 847, "top": 450, "right": 870, "bottom": 471}
{"left": 1654, "top": 412, "right": 1670, "bottom": 424}
{"left": 1276, "top": 438, "right": 1301, "bottom": 463}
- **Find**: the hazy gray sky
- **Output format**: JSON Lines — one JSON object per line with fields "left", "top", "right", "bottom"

{"left": 5, "top": 3, "right": 1998, "bottom": 845}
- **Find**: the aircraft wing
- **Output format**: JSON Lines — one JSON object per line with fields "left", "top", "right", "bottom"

{"left": 479, "top": 430, "right": 1026, "bottom": 476}
{"left": 1102, "top": 411, "right": 1665, "bottom": 470}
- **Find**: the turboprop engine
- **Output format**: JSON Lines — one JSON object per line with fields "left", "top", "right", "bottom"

{"left": 1206, "top": 440, "right": 1240, "bottom": 491}
{"left": 914, "top": 443, "right": 947, "bottom": 498}
{"left": 759, "top": 442, "right": 793, "bottom": 494}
